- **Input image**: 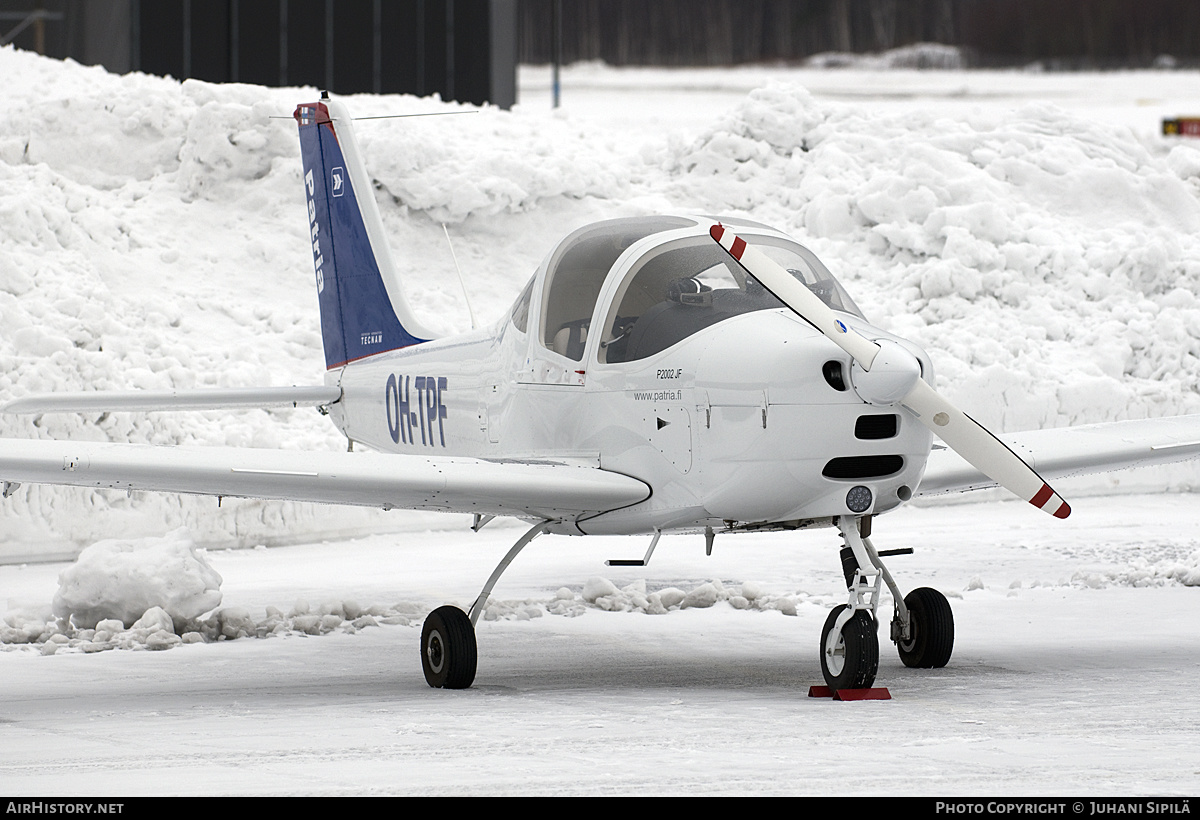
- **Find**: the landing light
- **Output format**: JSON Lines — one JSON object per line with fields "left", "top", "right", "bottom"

{"left": 846, "top": 485, "right": 873, "bottom": 513}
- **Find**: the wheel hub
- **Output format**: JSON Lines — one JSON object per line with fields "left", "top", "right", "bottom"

{"left": 825, "top": 629, "right": 846, "bottom": 676}
{"left": 426, "top": 629, "right": 445, "bottom": 674}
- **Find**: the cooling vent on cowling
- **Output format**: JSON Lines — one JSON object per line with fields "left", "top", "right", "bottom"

{"left": 855, "top": 414, "right": 898, "bottom": 440}
{"left": 822, "top": 455, "right": 904, "bottom": 479}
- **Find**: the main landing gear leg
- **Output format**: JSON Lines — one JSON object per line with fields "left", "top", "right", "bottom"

{"left": 420, "top": 520, "right": 553, "bottom": 689}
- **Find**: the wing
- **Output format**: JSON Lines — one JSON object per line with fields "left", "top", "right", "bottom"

{"left": 0, "top": 439, "right": 650, "bottom": 522}
{"left": 917, "top": 415, "right": 1200, "bottom": 497}
{"left": 1, "top": 386, "right": 341, "bottom": 414}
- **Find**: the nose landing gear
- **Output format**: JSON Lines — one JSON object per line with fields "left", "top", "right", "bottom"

{"left": 819, "top": 515, "right": 954, "bottom": 694}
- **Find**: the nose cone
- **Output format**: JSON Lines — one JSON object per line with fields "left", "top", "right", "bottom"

{"left": 849, "top": 339, "right": 922, "bottom": 406}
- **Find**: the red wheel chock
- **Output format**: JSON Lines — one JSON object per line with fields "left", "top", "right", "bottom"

{"left": 808, "top": 685, "right": 891, "bottom": 701}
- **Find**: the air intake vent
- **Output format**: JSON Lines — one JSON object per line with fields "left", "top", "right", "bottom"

{"left": 855, "top": 414, "right": 898, "bottom": 440}
{"left": 822, "top": 360, "right": 847, "bottom": 391}
{"left": 822, "top": 455, "right": 904, "bottom": 479}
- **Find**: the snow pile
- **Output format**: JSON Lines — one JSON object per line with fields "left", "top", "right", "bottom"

{"left": 481, "top": 576, "right": 814, "bottom": 619}
{"left": 1, "top": 606, "right": 186, "bottom": 653}
{"left": 362, "top": 105, "right": 632, "bottom": 224}
{"left": 1069, "top": 548, "right": 1200, "bottom": 588}
{"left": 805, "top": 43, "right": 967, "bottom": 71}
{"left": 0, "top": 597, "right": 421, "bottom": 655}
{"left": 0, "top": 49, "right": 456, "bottom": 555}
{"left": 1, "top": 527, "right": 433, "bottom": 653}
{"left": 52, "top": 528, "right": 222, "bottom": 628}
{"left": 1, "top": 560, "right": 826, "bottom": 655}
{"left": 657, "top": 81, "right": 1200, "bottom": 432}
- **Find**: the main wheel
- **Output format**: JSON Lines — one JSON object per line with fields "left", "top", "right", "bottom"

{"left": 421, "top": 605, "right": 478, "bottom": 689}
{"left": 820, "top": 605, "right": 879, "bottom": 690}
{"left": 897, "top": 587, "right": 954, "bottom": 669}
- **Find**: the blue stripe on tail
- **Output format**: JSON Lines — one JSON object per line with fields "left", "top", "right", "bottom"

{"left": 294, "top": 101, "right": 428, "bottom": 369}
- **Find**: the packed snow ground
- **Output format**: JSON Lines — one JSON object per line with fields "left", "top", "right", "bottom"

{"left": 2, "top": 51, "right": 1200, "bottom": 794}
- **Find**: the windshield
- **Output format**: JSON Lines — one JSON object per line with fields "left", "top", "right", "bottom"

{"left": 600, "top": 235, "right": 863, "bottom": 364}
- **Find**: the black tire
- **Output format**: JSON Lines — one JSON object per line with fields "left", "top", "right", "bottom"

{"left": 897, "top": 587, "right": 954, "bottom": 669}
{"left": 820, "top": 604, "right": 879, "bottom": 690}
{"left": 421, "top": 605, "right": 478, "bottom": 689}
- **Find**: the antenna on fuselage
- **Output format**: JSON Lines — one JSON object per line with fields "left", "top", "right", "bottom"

{"left": 442, "top": 223, "right": 477, "bottom": 331}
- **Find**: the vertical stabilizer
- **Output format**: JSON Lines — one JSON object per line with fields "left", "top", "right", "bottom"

{"left": 294, "top": 95, "right": 436, "bottom": 369}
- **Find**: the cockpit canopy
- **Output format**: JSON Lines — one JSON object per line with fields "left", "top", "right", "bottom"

{"left": 539, "top": 216, "right": 694, "bottom": 361}
{"left": 519, "top": 215, "right": 865, "bottom": 365}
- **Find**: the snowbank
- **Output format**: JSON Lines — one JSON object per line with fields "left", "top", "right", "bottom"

{"left": 656, "top": 81, "right": 1200, "bottom": 433}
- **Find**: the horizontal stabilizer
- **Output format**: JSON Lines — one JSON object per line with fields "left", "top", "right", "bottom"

{"left": 917, "top": 415, "right": 1200, "bottom": 497}
{"left": 1, "top": 386, "right": 342, "bottom": 414}
{"left": 0, "top": 439, "right": 650, "bottom": 521}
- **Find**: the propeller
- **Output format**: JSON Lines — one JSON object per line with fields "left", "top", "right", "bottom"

{"left": 709, "top": 223, "right": 1070, "bottom": 519}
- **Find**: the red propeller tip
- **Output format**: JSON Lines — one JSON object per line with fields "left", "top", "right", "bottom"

{"left": 1031, "top": 483, "right": 1070, "bottom": 518}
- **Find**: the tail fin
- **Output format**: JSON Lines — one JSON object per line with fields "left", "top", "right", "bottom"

{"left": 294, "top": 95, "right": 435, "bottom": 369}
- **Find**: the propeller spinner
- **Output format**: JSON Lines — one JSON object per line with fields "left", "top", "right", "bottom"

{"left": 709, "top": 223, "right": 1070, "bottom": 519}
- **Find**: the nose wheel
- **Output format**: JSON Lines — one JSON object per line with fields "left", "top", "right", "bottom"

{"left": 820, "top": 605, "right": 880, "bottom": 690}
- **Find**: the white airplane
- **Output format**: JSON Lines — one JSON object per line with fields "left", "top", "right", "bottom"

{"left": 4, "top": 93, "right": 1200, "bottom": 694}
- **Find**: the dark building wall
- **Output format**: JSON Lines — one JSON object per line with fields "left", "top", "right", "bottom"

{"left": 234, "top": 0, "right": 281, "bottom": 87}
{"left": 286, "top": 0, "right": 326, "bottom": 89}
{"left": 0, "top": 0, "right": 516, "bottom": 107}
